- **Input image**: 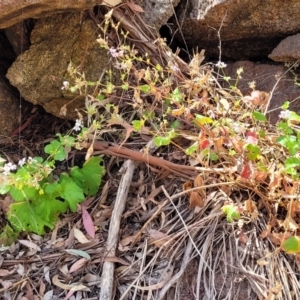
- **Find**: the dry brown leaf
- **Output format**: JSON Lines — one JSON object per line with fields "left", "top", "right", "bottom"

{"left": 134, "top": 69, "right": 146, "bottom": 81}
{"left": 81, "top": 273, "right": 100, "bottom": 284}
{"left": 59, "top": 264, "right": 69, "bottom": 277}
{"left": 1, "top": 280, "right": 13, "bottom": 289}
{"left": 52, "top": 275, "right": 90, "bottom": 292}
{"left": 39, "top": 280, "right": 46, "bottom": 296}
{"left": 171, "top": 106, "right": 185, "bottom": 117}
{"left": 134, "top": 89, "right": 143, "bottom": 104}
{"left": 69, "top": 258, "right": 87, "bottom": 273}
{"left": 183, "top": 180, "right": 193, "bottom": 194}
{"left": 25, "top": 282, "right": 34, "bottom": 300}
{"left": 104, "top": 256, "right": 130, "bottom": 266}
{"left": 74, "top": 228, "right": 90, "bottom": 244}
{"left": 244, "top": 199, "right": 258, "bottom": 219}
{"left": 189, "top": 191, "right": 205, "bottom": 209}
{"left": 85, "top": 144, "right": 94, "bottom": 161}
{"left": 18, "top": 240, "right": 41, "bottom": 251}
{"left": 148, "top": 229, "right": 171, "bottom": 248}
{"left": 269, "top": 171, "right": 282, "bottom": 191}
{"left": 0, "top": 269, "right": 14, "bottom": 277}
{"left": 254, "top": 171, "right": 268, "bottom": 182}
{"left": 242, "top": 90, "right": 269, "bottom": 107}
{"left": 119, "top": 234, "right": 139, "bottom": 247}
{"left": 282, "top": 216, "right": 299, "bottom": 231}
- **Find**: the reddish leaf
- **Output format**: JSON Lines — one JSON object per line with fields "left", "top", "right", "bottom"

{"left": 240, "top": 163, "right": 251, "bottom": 179}
{"left": 69, "top": 258, "right": 87, "bottom": 273}
{"left": 82, "top": 206, "right": 95, "bottom": 238}
{"left": 245, "top": 131, "right": 258, "bottom": 145}
{"left": 200, "top": 139, "right": 210, "bottom": 150}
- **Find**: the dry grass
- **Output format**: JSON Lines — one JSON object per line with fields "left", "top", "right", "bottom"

{"left": 1, "top": 4, "right": 300, "bottom": 300}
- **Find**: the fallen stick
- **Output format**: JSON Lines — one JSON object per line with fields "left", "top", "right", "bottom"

{"left": 86, "top": 141, "right": 237, "bottom": 179}
{"left": 99, "top": 159, "right": 136, "bottom": 300}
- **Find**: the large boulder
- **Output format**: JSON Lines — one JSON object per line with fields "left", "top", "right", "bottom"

{"left": 6, "top": 12, "right": 109, "bottom": 119}
{"left": 269, "top": 34, "right": 300, "bottom": 62}
{"left": 224, "top": 61, "right": 300, "bottom": 122}
{"left": 172, "top": 0, "right": 300, "bottom": 60}
{"left": 135, "top": 0, "right": 180, "bottom": 29}
{"left": 0, "top": 0, "right": 103, "bottom": 29}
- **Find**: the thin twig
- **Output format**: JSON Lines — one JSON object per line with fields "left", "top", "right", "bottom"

{"left": 157, "top": 235, "right": 194, "bottom": 300}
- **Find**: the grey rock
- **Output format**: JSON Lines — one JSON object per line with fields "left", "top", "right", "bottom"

{"left": 172, "top": 0, "right": 300, "bottom": 60}
{"left": 224, "top": 61, "right": 300, "bottom": 122}
{"left": 269, "top": 34, "right": 300, "bottom": 62}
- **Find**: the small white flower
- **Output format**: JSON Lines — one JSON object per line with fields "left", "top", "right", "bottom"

{"left": 170, "top": 64, "right": 180, "bottom": 72}
{"left": 108, "top": 47, "right": 124, "bottom": 58}
{"left": 18, "top": 158, "right": 26, "bottom": 167}
{"left": 73, "top": 119, "right": 83, "bottom": 131}
{"left": 61, "top": 81, "right": 70, "bottom": 90}
{"left": 279, "top": 110, "right": 291, "bottom": 119}
{"left": 2, "top": 162, "right": 17, "bottom": 175}
{"left": 232, "top": 123, "right": 242, "bottom": 133}
{"left": 108, "top": 47, "right": 119, "bottom": 58}
{"left": 215, "top": 61, "right": 227, "bottom": 68}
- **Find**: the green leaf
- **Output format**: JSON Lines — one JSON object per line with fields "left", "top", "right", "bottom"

{"left": 154, "top": 136, "right": 171, "bottom": 147}
{"left": 121, "top": 84, "right": 129, "bottom": 91}
{"left": 44, "top": 140, "right": 66, "bottom": 161}
{"left": 222, "top": 204, "right": 241, "bottom": 223}
{"left": 277, "top": 135, "right": 299, "bottom": 156}
{"left": 170, "top": 120, "right": 181, "bottom": 129}
{"left": 171, "top": 87, "right": 183, "bottom": 103}
{"left": 7, "top": 200, "right": 54, "bottom": 234}
{"left": 281, "top": 236, "right": 300, "bottom": 254}
{"left": 194, "top": 114, "right": 213, "bottom": 126}
{"left": 10, "top": 186, "right": 38, "bottom": 202}
{"left": 143, "top": 110, "right": 155, "bottom": 120}
{"left": 132, "top": 120, "right": 144, "bottom": 131}
{"left": 281, "top": 101, "right": 290, "bottom": 110}
{"left": 285, "top": 157, "right": 300, "bottom": 168}
{"left": 245, "top": 144, "right": 261, "bottom": 160}
{"left": 96, "top": 94, "right": 105, "bottom": 101}
{"left": 252, "top": 111, "right": 267, "bottom": 122}
{"left": 65, "top": 249, "right": 91, "bottom": 260}
{"left": 288, "top": 111, "right": 300, "bottom": 123}
{"left": 70, "top": 157, "right": 104, "bottom": 197}
{"left": 59, "top": 174, "right": 85, "bottom": 212}
{"left": 0, "top": 225, "right": 19, "bottom": 246}
{"left": 185, "top": 142, "right": 198, "bottom": 155}
{"left": 155, "top": 64, "right": 163, "bottom": 72}
{"left": 0, "top": 177, "right": 10, "bottom": 194}
{"left": 139, "top": 85, "right": 150, "bottom": 93}
{"left": 209, "top": 153, "right": 219, "bottom": 161}
{"left": 58, "top": 134, "right": 75, "bottom": 147}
